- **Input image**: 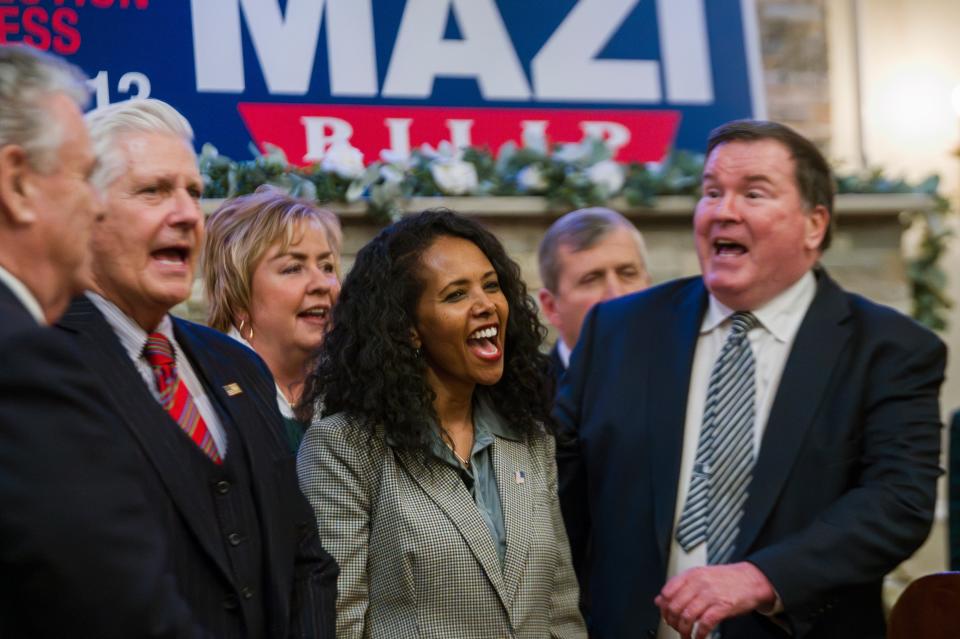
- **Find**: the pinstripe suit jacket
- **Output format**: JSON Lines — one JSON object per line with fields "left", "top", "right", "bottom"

{"left": 57, "top": 296, "right": 338, "bottom": 639}
{"left": 297, "top": 410, "right": 586, "bottom": 639}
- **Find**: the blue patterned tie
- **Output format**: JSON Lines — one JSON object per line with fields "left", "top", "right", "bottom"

{"left": 675, "top": 311, "right": 760, "bottom": 565}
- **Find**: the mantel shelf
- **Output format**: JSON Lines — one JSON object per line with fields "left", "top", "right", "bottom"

{"left": 200, "top": 193, "right": 935, "bottom": 220}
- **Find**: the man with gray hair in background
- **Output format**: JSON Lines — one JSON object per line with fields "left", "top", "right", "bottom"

{"left": 0, "top": 45, "right": 204, "bottom": 637}
{"left": 538, "top": 207, "right": 652, "bottom": 600}
{"left": 538, "top": 207, "right": 651, "bottom": 377}
{"left": 57, "top": 97, "right": 338, "bottom": 639}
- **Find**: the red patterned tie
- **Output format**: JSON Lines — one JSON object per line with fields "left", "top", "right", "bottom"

{"left": 143, "top": 332, "right": 222, "bottom": 464}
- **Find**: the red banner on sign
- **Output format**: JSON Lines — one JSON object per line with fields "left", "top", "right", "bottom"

{"left": 237, "top": 103, "right": 681, "bottom": 166}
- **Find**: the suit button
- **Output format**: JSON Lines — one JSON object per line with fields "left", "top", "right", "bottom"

{"left": 241, "top": 586, "right": 254, "bottom": 600}
{"left": 223, "top": 594, "right": 238, "bottom": 610}
{"left": 215, "top": 480, "right": 231, "bottom": 495}
{"left": 227, "top": 532, "right": 243, "bottom": 546}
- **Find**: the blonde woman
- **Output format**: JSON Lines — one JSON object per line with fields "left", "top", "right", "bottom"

{"left": 203, "top": 186, "right": 341, "bottom": 452}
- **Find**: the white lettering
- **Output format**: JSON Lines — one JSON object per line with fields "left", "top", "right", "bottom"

{"left": 87, "top": 70, "right": 110, "bottom": 109}
{"left": 190, "top": 0, "right": 377, "bottom": 96}
{"left": 118, "top": 72, "right": 151, "bottom": 100}
{"left": 581, "top": 121, "right": 631, "bottom": 154}
{"left": 325, "top": 0, "right": 378, "bottom": 96}
{"left": 520, "top": 120, "right": 550, "bottom": 151}
{"left": 445, "top": 119, "right": 474, "bottom": 148}
{"left": 301, "top": 117, "right": 354, "bottom": 162}
{"left": 533, "top": 0, "right": 659, "bottom": 103}
{"left": 191, "top": 0, "right": 245, "bottom": 92}
{"left": 382, "top": 0, "right": 530, "bottom": 100}
{"left": 240, "top": 0, "right": 324, "bottom": 95}
{"left": 385, "top": 118, "right": 413, "bottom": 158}
{"left": 657, "top": 0, "right": 712, "bottom": 103}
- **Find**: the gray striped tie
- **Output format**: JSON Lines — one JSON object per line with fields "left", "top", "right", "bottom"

{"left": 676, "top": 311, "right": 760, "bottom": 565}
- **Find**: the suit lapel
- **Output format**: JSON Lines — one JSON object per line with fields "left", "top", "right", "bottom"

{"left": 58, "top": 299, "right": 234, "bottom": 584}
{"left": 0, "top": 281, "right": 31, "bottom": 322}
{"left": 649, "top": 280, "right": 708, "bottom": 568}
{"left": 394, "top": 448, "right": 508, "bottom": 607}
{"left": 736, "top": 271, "right": 853, "bottom": 556}
{"left": 492, "top": 436, "right": 533, "bottom": 609}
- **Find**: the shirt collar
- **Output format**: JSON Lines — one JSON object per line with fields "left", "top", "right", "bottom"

{"left": 226, "top": 325, "right": 294, "bottom": 418}
{"left": 87, "top": 291, "right": 175, "bottom": 360}
{"left": 556, "top": 338, "right": 572, "bottom": 369}
{"left": 700, "top": 270, "right": 817, "bottom": 342}
{"left": 0, "top": 264, "right": 45, "bottom": 325}
{"left": 428, "top": 393, "right": 520, "bottom": 469}
{"left": 473, "top": 392, "right": 521, "bottom": 441}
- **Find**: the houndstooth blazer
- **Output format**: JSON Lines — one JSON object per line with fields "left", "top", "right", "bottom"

{"left": 297, "top": 410, "right": 587, "bottom": 639}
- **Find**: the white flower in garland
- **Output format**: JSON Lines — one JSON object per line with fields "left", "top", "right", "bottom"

{"left": 379, "top": 164, "right": 405, "bottom": 185}
{"left": 587, "top": 159, "right": 625, "bottom": 197}
{"left": 517, "top": 164, "right": 548, "bottom": 193}
{"left": 430, "top": 149, "right": 479, "bottom": 195}
{"left": 553, "top": 140, "right": 591, "bottom": 164}
{"left": 321, "top": 142, "right": 365, "bottom": 180}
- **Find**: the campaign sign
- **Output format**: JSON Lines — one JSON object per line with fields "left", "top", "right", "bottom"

{"left": 0, "top": 0, "right": 765, "bottom": 164}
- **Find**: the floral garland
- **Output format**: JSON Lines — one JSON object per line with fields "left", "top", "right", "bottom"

{"left": 198, "top": 140, "right": 952, "bottom": 330}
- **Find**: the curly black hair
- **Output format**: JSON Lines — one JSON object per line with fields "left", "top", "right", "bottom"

{"left": 298, "top": 209, "right": 554, "bottom": 457}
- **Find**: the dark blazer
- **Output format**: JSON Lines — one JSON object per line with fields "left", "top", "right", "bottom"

{"left": 949, "top": 409, "right": 960, "bottom": 570}
{"left": 555, "top": 270, "right": 945, "bottom": 639}
{"left": 57, "top": 295, "right": 337, "bottom": 639}
{"left": 0, "top": 283, "right": 205, "bottom": 638}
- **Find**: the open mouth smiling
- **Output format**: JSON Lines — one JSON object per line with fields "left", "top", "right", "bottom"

{"left": 151, "top": 246, "right": 191, "bottom": 265}
{"left": 298, "top": 306, "right": 330, "bottom": 321}
{"left": 466, "top": 324, "right": 502, "bottom": 361}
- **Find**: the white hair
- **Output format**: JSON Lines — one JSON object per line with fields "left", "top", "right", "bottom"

{"left": 85, "top": 98, "right": 194, "bottom": 191}
{"left": 0, "top": 44, "right": 90, "bottom": 173}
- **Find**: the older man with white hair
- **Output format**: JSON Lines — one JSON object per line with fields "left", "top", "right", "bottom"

{"left": 58, "top": 98, "right": 338, "bottom": 639}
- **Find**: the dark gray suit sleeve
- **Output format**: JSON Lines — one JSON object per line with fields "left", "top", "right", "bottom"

{"left": 0, "top": 327, "right": 208, "bottom": 639}
{"left": 748, "top": 326, "right": 946, "bottom": 635}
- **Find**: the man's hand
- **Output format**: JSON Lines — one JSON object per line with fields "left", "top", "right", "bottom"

{"left": 654, "top": 562, "right": 776, "bottom": 639}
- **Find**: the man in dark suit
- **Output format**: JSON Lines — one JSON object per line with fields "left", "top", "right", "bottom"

{"left": 556, "top": 120, "right": 945, "bottom": 639}
{"left": 538, "top": 207, "right": 651, "bottom": 380}
{"left": 0, "top": 45, "right": 204, "bottom": 637}
{"left": 57, "top": 98, "right": 337, "bottom": 638}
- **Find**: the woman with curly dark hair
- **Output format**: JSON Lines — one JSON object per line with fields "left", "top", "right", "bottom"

{"left": 296, "top": 210, "right": 586, "bottom": 638}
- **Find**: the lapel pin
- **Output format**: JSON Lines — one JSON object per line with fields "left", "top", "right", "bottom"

{"left": 515, "top": 470, "right": 525, "bottom": 484}
{"left": 222, "top": 382, "right": 243, "bottom": 397}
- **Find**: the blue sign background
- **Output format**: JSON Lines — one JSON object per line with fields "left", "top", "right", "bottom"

{"left": 41, "top": 0, "right": 763, "bottom": 159}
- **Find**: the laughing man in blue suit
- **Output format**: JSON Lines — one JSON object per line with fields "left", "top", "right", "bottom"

{"left": 555, "top": 120, "right": 945, "bottom": 639}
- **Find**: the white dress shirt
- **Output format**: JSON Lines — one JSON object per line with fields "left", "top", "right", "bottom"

{"left": 87, "top": 292, "right": 228, "bottom": 456}
{"left": 0, "top": 264, "right": 45, "bottom": 325}
{"left": 657, "top": 271, "right": 816, "bottom": 639}
{"left": 556, "top": 337, "right": 573, "bottom": 369}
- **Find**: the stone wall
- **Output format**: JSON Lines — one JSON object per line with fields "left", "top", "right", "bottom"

{"left": 756, "top": 0, "right": 832, "bottom": 147}
{"left": 185, "top": 195, "right": 928, "bottom": 330}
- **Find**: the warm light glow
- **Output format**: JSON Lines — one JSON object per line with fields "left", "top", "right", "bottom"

{"left": 951, "top": 85, "right": 960, "bottom": 118}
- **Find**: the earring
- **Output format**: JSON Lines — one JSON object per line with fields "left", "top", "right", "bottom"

{"left": 239, "top": 318, "right": 254, "bottom": 342}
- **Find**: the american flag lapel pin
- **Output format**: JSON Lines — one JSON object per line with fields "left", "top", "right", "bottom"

{"left": 222, "top": 382, "right": 243, "bottom": 397}
{"left": 515, "top": 470, "right": 525, "bottom": 484}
